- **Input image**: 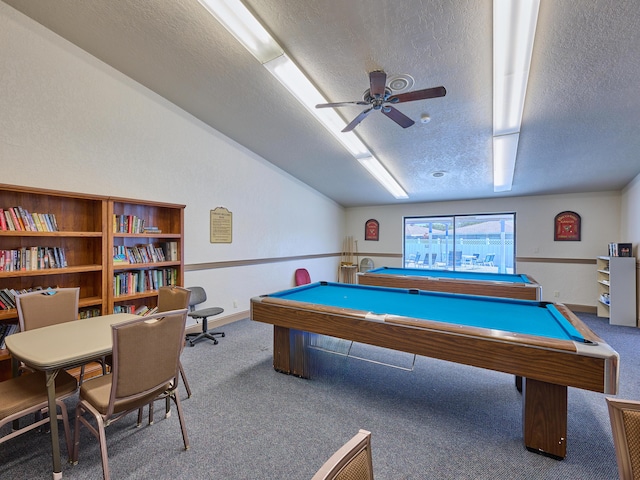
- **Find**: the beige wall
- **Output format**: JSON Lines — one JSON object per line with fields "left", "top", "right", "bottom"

{"left": 0, "top": 3, "right": 344, "bottom": 324}
{"left": 345, "top": 191, "right": 623, "bottom": 308}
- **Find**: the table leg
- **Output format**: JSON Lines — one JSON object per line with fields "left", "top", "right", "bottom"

{"left": 272, "top": 326, "right": 310, "bottom": 378}
{"left": 273, "top": 326, "right": 292, "bottom": 374}
{"left": 46, "top": 370, "right": 63, "bottom": 479}
{"left": 522, "top": 378, "right": 567, "bottom": 460}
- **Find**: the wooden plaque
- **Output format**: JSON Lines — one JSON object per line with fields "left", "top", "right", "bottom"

{"left": 210, "top": 207, "right": 232, "bottom": 243}
{"left": 365, "top": 219, "right": 379, "bottom": 241}
{"left": 554, "top": 211, "right": 581, "bottom": 241}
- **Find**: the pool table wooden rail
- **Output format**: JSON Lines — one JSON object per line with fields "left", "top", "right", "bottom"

{"left": 251, "top": 297, "right": 618, "bottom": 395}
{"left": 358, "top": 272, "right": 541, "bottom": 300}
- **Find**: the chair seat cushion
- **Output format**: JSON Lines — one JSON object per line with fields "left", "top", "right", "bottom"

{"left": 80, "top": 374, "right": 170, "bottom": 415}
{"left": 188, "top": 307, "right": 223, "bottom": 320}
{"left": 0, "top": 370, "right": 77, "bottom": 420}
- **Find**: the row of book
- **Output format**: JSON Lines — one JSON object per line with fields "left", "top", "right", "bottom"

{"left": 113, "top": 304, "right": 159, "bottom": 316}
{"left": 0, "top": 247, "right": 68, "bottom": 272}
{"left": 112, "top": 214, "right": 161, "bottom": 234}
{"left": 113, "top": 244, "right": 167, "bottom": 265}
{"left": 113, "top": 268, "right": 178, "bottom": 297}
{"left": 0, "top": 323, "right": 19, "bottom": 349}
{"left": 0, "top": 286, "right": 57, "bottom": 311}
{"left": 0, "top": 206, "right": 59, "bottom": 232}
{"left": 608, "top": 243, "right": 633, "bottom": 257}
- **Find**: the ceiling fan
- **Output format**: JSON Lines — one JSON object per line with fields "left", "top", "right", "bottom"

{"left": 315, "top": 70, "right": 446, "bottom": 132}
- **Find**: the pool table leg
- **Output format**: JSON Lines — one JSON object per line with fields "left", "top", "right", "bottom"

{"left": 522, "top": 378, "right": 567, "bottom": 460}
{"left": 272, "top": 326, "right": 310, "bottom": 378}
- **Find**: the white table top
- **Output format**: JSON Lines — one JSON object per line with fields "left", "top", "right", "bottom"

{"left": 5, "top": 313, "right": 138, "bottom": 371}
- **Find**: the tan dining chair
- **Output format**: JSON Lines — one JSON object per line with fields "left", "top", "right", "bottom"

{"left": 156, "top": 286, "right": 192, "bottom": 407}
{"left": 606, "top": 397, "right": 640, "bottom": 480}
{"left": 72, "top": 308, "right": 190, "bottom": 480}
{"left": 311, "top": 429, "right": 374, "bottom": 480}
{"left": 15, "top": 287, "right": 106, "bottom": 384}
{"left": 0, "top": 370, "right": 77, "bottom": 458}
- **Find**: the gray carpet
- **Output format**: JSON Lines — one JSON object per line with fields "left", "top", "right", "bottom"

{"left": 1, "top": 312, "right": 637, "bottom": 479}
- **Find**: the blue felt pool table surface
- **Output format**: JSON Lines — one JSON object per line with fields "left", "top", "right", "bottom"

{"left": 268, "top": 282, "right": 584, "bottom": 343}
{"left": 366, "top": 266, "right": 534, "bottom": 284}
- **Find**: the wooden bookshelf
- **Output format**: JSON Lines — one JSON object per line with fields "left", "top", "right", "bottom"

{"left": 0, "top": 184, "right": 185, "bottom": 377}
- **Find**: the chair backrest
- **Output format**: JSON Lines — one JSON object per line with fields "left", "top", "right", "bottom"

{"left": 186, "top": 286, "right": 207, "bottom": 311}
{"left": 295, "top": 268, "right": 311, "bottom": 286}
{"left": 606, "top": 397, "right": 640, "bottom": 480}
{"left": 312, "top": 429, "right": 374, "bottom": 480}
{"left": 15, "top": 287, "right": 79, "bottom": 331}
{"left": 484, "top": 254, "right": 495, "bottom": 262}
{"left": 157, "top": 286, "right": 191, "bottom": 312}
{"left": 108, "top": 309, "right": 188, "bottom": 416}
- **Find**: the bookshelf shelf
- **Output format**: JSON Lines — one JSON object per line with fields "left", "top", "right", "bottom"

{"left": 0, "top": 184, "right": 185, "bottom": 380}
{"left": 596, "top": 256, "right": 636, "bottom": 327}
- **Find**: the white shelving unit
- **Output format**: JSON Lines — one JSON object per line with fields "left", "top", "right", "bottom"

{"left": 596, "top": 256, "right": 636, "bottom": 327}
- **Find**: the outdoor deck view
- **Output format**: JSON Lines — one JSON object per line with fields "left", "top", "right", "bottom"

{"left": 403, "top": 213, "right": 515, "bottom": 273}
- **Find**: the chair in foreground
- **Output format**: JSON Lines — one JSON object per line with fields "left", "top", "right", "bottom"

{"left": 157, "top": 286, "right": 193, "bottom": 400}
{"left": 606, "top": 397, "right": 640, "bottom": 480}
{"left": 16, "top": 287, "right": 105, "bottom": 384}
{"left": 0, "top": 370, "right": 77, "bottom": 458}
{"left": 185, "top": 286, "right": 224, "bottom": 346}
{"left": 311, "top": 429, "right": 374, "bottom": 480}
{"left": 72, "top": 309, "right": 190, "bottom": 480}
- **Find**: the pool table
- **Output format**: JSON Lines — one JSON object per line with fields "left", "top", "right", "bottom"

{"left": 358, "top": 266, "right": 542, "bottom": 300}
{"left": 251, "top": 282, "right": 619, "bottom": 460}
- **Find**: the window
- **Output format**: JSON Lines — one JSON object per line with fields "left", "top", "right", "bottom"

{"left": 403, "top": 213, "right": 516, "bottom": 273}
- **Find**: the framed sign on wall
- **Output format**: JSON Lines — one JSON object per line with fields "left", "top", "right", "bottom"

{"left": 554, "top": 211, "right": 581, "bottom": 241}
{"left": 365, "top": 219, "right": 379, "bottom": 241}
{"left": 210, "top": 207, "right": 232, "bottom": 243}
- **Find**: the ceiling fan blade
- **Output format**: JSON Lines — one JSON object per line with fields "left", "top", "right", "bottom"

{"left": 316, "top": 100, "right": 370, "bottom": 108}
{"left": 369, "top": 71, "right": 387, "bottom": 98}
{"left": 342, "top": 107, "right": 374, "bottom": 132}
{"left": 382, "top": 106, "right": 415, "bottom": 128}
{"left": 388, "top": 86, "right": 446, "bottom": 103}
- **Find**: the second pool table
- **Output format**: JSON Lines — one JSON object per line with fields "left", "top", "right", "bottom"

{"left": 358, "top": 266, "right": 542, "bottom": 300}
{"left": 251, "top": 282, "right": 619, "bottom": 459}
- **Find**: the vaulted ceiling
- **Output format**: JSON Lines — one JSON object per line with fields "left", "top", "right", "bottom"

{"left": 4, "top": 0, "right": 640, "bottom": 206}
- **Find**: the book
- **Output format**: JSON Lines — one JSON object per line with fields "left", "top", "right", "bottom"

{"left": 0, "top": 209, "right": 6, "bottom": 230}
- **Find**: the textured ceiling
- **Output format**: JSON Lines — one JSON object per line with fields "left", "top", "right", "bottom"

{"left": 3, "top": 0, "right": 640, "bottom": 206}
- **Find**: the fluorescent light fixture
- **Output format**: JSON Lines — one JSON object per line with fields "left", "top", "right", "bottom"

{"left": 493, "top": 0, "right": 539, "bottom": 191}
{"left": 263, "top": 54, "right": 371, "bottom": 158}
{"left": 198, "top": 0, "right": 407, "bottom": 198}
{"left": 198, "top": 0, "right": 283, "bottom": 63}
{"left": 358, "top": 156, "right": 409, "bottom": 199}
{"left": 493, "top": 134, "right": 519, "bottom": 192}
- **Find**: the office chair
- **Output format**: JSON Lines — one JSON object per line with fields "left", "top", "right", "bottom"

{"left": 72, "top": 309, "right": 190, "bottom": 480}
{"left": 16, "top": 288, "right": 105, "bottom": 384}
{"left": 606, "top": 397, "right": 640, "bottom": 480}
{"left": 185, "top": 287, "right": 224, "bottom": 346}
{"left": 0, "top": 370, "right": 77, "bottom": 458}
{"left": 295, "top": 268, "right": 311, "bottom": 286}
{"left": 312, "top": 429, "right": 374, "bottom": 480}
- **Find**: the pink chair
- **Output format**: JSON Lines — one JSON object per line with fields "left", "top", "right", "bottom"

{"left": 295, "top": 268, "right": 311, "bottom": 286}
